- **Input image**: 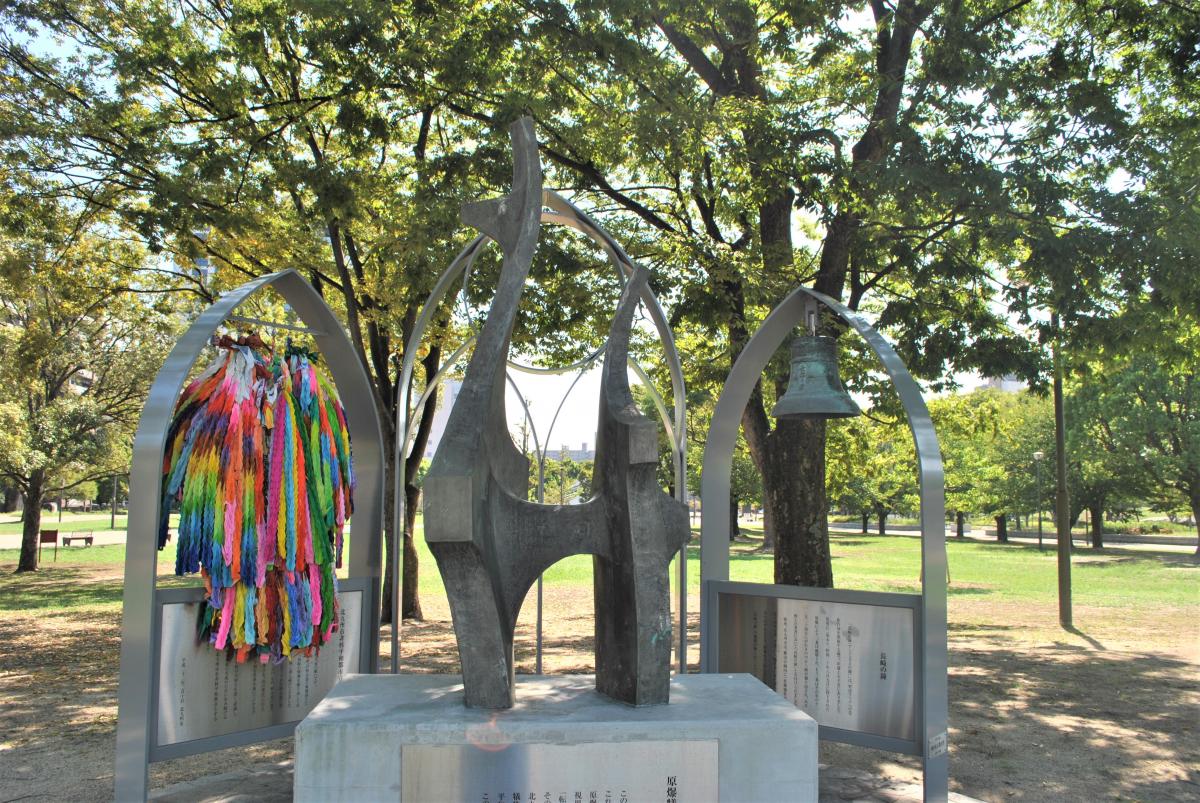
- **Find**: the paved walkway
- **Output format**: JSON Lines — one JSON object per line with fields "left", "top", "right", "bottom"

{"left": 827, "top": 522, "right": 1197, "bottom": 554}
{"left": 149, "top": 759, "right": 983, "bottom": 802}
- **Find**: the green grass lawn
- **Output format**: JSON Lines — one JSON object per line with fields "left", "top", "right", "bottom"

{"left": 724, "top": 526, "right": 1198, "bottom": 610}
{"left": 0, "top": 510, "right": 130, "bottom": 535}
{"left": 3, "top": 517, "right": 1194, "bottom": 618}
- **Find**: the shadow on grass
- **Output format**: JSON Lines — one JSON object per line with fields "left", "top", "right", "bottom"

{"left": 0, "top": 565, "right": 200, "bottom": 612}
{"left": 1062, "top": 625, "right": 1107, "bottom": 651}
{"left": 948, "top": 622, "right": 1020, "bottom": 635}
{"left": 0, "top": 567, "right": 125, "bottom": 611}
{"left": 1072, "top": 553, "right": 1199, "bottom": 568}
{"left": 946, "top": 586, "right": 993, "bottom": 597}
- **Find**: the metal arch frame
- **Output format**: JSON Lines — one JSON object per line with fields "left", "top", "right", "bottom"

{"left": 114, "top": 269, "right": 384, "bottom": 802}
{"left": 697, "top": 286, "right": 948, "bottom": 803}
{"left": 394, "top": 189, "right": 690, "bottom": 674}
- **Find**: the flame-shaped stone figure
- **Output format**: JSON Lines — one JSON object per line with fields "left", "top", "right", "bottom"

{"left": 422, "top": 119, "right": 689, "bottom": 710}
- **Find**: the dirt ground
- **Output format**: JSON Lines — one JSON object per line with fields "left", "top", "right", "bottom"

{"left": 1, "top": 562, "right": 1197, "bottom": 802}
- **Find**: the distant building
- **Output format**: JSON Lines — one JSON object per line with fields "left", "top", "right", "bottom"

{"left": 984, "top": 374, "right": 1024, "bottom": 393}
{"left": 562, "top": 442, "right": 595, "bottom": 462}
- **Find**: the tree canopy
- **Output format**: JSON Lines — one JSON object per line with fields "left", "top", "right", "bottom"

{"left": 0, "top": 192, "right": 174, "bottom": 570}
{"left": 1, "top": 0, "right": 1195, "bottom": 586}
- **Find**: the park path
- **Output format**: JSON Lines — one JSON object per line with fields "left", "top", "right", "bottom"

{"left": 3, "top": 514, "right": 1194, "bottom": 553}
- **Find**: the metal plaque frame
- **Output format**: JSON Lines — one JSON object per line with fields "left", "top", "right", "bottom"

{"left": 698, "top": 286, "right": 948, "bottom": 802}
{"left": 705, "top": 580, "right": 922, "bottom": 755}
{"left": 114, "top": 269, "right": 385, "bottom": 801}
{"left": 148, "top": 580, "right": 366, "bottom": 761}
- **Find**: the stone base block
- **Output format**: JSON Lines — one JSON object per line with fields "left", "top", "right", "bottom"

{"left": 295, "top": 673, "right": 817, "bottom": 803}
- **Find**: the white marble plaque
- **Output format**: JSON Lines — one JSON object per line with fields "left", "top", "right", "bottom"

{"left": 717, "top": 592, "right": 915, "bottom": 742}
{"left": 156, "top": 589, "right": 362, "bottom": 746}
{"left": 773, "top": 598, "right": 914, "bottom": 740}
{"left": 400, "top": 740, "right": 719, "bottom": 803}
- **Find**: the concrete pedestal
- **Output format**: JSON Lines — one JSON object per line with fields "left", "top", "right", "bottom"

{"left": 295, "top": 673, "right": 817, "bottom": 803}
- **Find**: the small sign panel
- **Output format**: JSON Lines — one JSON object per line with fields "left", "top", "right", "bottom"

{"left": 156, "top": 589, "right": 362, "bottom": 747}
{"left": 400, "top": 740, "right": 719, "bottom": 802}
{"left": 717, "top": 592, "right": 916, "bottom": 742}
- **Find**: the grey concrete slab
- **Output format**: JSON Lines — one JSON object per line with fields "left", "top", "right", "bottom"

{"left": 294, "top": 673, "right": 818, "bottom": 802}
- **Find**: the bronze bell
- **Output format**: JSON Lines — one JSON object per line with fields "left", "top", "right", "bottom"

{"left": 771, "top": 335, "right": 861, "bottom": 419}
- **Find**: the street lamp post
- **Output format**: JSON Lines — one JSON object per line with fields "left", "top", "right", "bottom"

{"left": 1033, "top": 451, "right": 1045, "bottom": 551}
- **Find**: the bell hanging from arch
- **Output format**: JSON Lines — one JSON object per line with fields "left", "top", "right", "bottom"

{"left": 771, "top": 335, "right": 861, "bottom": 419}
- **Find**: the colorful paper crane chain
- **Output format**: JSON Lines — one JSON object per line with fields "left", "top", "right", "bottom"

{"left": 160, "top": 334, "right": 354, "bottom": 663}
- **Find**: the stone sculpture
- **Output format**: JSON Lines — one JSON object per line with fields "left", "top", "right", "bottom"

{"left": 422, "top": 119, "right": 690, "bottom": 710}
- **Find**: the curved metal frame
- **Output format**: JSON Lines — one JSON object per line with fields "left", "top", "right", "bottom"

{"left": 114, "top": 269, "right": 384, "bottom": 801}
{"left": 394, "top": 190, "right": 690, "bottom": 674}
{"left": 698, "top": 286, "right": 948, "bottom": 802}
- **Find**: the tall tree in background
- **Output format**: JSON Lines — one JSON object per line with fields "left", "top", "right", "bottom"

{"left": 0, "top": 0, "right": 534, "bottom": 616}
{"left": 1076, "top": 332, "right": 1200, "bottom": 555}
{"left": 3, "top": 0, "right": 1194, "bottom": 596}
{"left": 462, "top": 0, "right": 1154, "bottom": 586}
{"left": 827, "top": 414, "right": 918, "bottom": 537}
{"left": 0, "top": 194, "right": 173, "bottom": 571}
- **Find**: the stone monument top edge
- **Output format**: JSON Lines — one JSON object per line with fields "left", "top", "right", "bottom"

{"left": 300, "top": 673, "right": 817, "bottom": 730}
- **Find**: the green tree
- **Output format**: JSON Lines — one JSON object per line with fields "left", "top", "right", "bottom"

{"left": 930, "top": 389, "right": 1053, "bottom": 543}
{"left": 0, "top": 197, "right": 173, "bottom": 571}
{"left": 441, "top": 0, "right": 1175, "bottom": 588}
{"left": 539, "top": 447, "right": 591, "bottom": 506}
{"left": 1075, "top": 337, "right": 1200, "bottom": 555}
{"left": 0, "top": 0, "right": 527, "bottom": 616}
{"left": 928, "top": 391, "right": 1012, "bottom": 538}
{"left": 1064, "top": 388, "right": 1149, "bottom": 549}
{"left": 827, "top": 415, "right": 916, "bottom": 537}
{"left": 684, "top": 389, "right": 760, "bottom": 541}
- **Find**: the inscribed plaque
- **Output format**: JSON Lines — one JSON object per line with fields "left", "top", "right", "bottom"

{"left": 400, "top": 740, "right": 718, "bottom": 802}
{"left": 717, "top": 592, "right": 915, "bottom": 742}
{"left": 156, "top": 589, "right": 362, "bottom": 747}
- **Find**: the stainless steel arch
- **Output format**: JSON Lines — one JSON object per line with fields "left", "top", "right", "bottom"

{"left": 698, "top": 285, "right": 947, "bottom": 802}
{"left": 114, "top": 269, "right": 384, "bottom": 801}
{"left": 394, "top": 190, "right": 690, "bottom": 673}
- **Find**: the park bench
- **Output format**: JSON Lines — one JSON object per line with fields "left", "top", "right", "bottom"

{"left": 61, "top": 531, "right": 94, "bottom": 547}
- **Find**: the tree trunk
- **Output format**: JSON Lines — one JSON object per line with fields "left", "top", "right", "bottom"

{"left": 396, "top": 345, "right": 448, "bottom": 619}
{"left": 761, "top": 503, "right": 774, "bottom": 550}
{"left": 402, "top": 481, "right": 423, "bottom": 619}
{"left": 16, "top": 471, "right": 45, "bottom": 572}
{"left": 1189, "top": 490, "right": 1200, "bottom": 557}
{"left": 995, "top": 513, "right": 1008, "bottom": 543}
{"left": 861, "top": 511, "right": 869, "bottom": 534}
{"left": 956, "top": 510, "right": 965, "bottom": 539}
{"left": 729, "top": 493, "right": 740, "bottom": 541}
{"left": 876, "top": 505, "right": 887, "bottom": 537}
{"left": 1089, "top": 502, "right": 1104, "bottom": 549}
{"left": 763, "top": 418, "right": 832, "bottom": 587}
{"left": 380, "top": 436, "right": 398, "bottom": 625}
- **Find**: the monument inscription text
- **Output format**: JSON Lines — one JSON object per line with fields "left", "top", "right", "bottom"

{"left": 400, "top": 740, "right": 719, "bottom": 803}
{"left": 156, "top": 589, "right": 362, "bottom": 747}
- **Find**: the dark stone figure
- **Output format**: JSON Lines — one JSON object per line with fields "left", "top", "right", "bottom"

{"left": 422, "top": 119, "right": 689, "bottom": 709}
